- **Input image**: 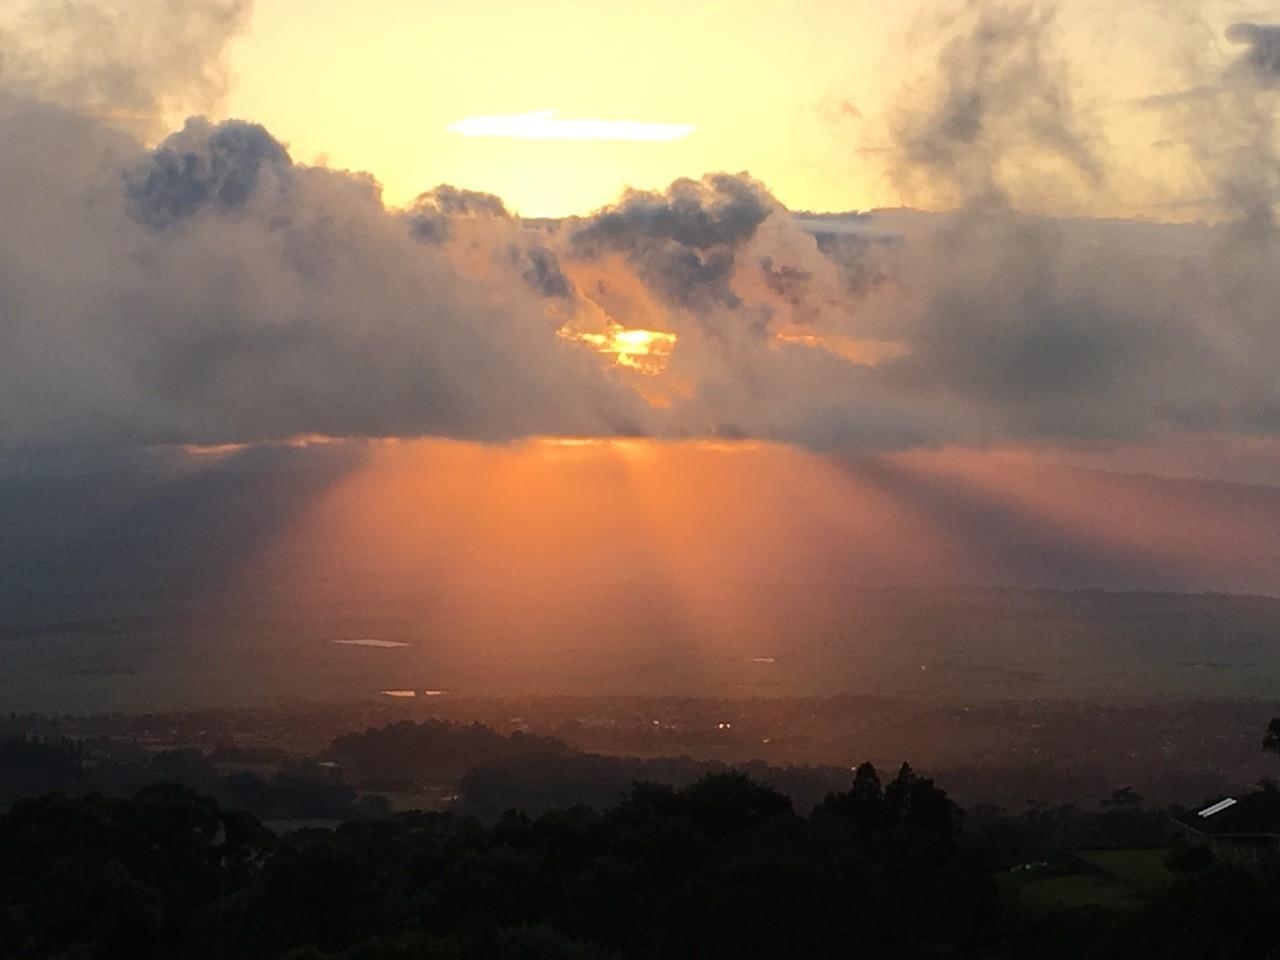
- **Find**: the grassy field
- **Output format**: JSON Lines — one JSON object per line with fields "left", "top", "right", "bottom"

{"left": 7, "top": 588, "right": 1280, "bottom": 713}
{"left": 1011, "top": 848, "right": 1171, "bottom": 912}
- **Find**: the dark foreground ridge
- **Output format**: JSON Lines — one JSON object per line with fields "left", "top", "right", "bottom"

{"left": 2, "top": 764, "right": 1279, "bottom": 959}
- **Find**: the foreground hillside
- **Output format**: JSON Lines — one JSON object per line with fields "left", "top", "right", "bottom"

{"left": 2, "top": 767, "right": 1275, "bottom": 960}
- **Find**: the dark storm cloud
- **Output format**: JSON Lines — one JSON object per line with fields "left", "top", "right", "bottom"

{"left": 574, "top": 173, "right": 773, "bottom": 249}
{"left": 757, "top": 257, "right": 810, "bottom": 307}
{"left": 1226, "top": 23, "right": 1280, "bottom": 83}
{"left": 405, "top": 185, "right": 511, "bottom": 243}
{"left": 812, "top": 232, "right": 889, "bottom": 297}
{"left": 517, "top": 245, "right": 573, "bottom": 299}
{"left": 125, "top": 118, "right": 290, "bottom": 228}
{"left": 405, "top": 185, "right": 572, "bottom": 299}
{"left": 570, "top": 174, "right": 775, "bottom": 310}
{"left": 878, "top": 217, "right": 1181, "bottom": 439}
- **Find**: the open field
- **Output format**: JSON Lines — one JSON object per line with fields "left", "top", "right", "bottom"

{"left": 5, "top": 587, "right": 1280, "bottom": 713}
{"left": 1012, "top": 849, "right": 1172, "bottom": 912}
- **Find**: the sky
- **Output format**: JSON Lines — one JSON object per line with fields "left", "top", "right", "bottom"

{"left": 3, "top": 0, "right": 1280, "bottom": 455}
{"left": 221, "top": 0, "right": 1245, "bottom": 216}
{"left": 4, "top": 0, "right": 1280, "bottom": 630}
{"left": 223, "top": 0, "right": 896, "bottom": 215}
{"left": 0, "top": 0, "right": 1264, "bottom": 215}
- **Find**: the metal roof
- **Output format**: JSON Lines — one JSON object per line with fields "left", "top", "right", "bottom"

{"left": 1181, "top": 791, "right": 1280, "bottom": 838}
{"left": 1198, "top": 797, "right": 1238, "bottom": 818}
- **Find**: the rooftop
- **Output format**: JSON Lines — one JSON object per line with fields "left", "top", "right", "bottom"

{"left": 1180, "top": 790, "right": 1280, "bottom": 838}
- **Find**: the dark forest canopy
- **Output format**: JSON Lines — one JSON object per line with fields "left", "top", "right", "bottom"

{"left": 3, "top": 715, "right": 1280, "bottom": 957}
{"left": 1, "top": 766, "right": 1277, "bottom": 960}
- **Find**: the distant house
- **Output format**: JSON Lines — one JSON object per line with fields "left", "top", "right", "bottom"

{"left": 1177, "top": 791, "right": 1280, "bottom": 862}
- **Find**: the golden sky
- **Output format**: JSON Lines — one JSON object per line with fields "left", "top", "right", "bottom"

{"left": 223, "top": 0, "right": 1246, "bottom": 217}
{"left": 224, "top": 0, "right": 893, "bottom": 215}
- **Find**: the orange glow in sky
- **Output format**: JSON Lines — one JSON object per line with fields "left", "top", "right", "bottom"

{"left": 193, "top": 435, "right": 1280, "bottom": 694}
{"left": 235, "top": 438, "right": 1280, "bottom": 625}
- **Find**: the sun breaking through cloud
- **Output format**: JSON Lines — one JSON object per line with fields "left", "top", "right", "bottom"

{"left": 5, "top": 0, "right": 1280, "bottom": 461}
{"left": 447, "top": 110, "right": 695, "bottom": 142}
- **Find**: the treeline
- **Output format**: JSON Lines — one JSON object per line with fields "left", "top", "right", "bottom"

{"left": 0, "top": 736, "right": 361, "bottom": 821}
{"left": 0, "top": 765, "right": 992, "bottom": 959}
{"left": 458, "top": 753, "right": 858, "bottom": 820}
{"left": 326, "top": 720, "right": 573, "bottom": 788}
{"left": 321, "top": 720, "right": 1191, "bottom": 833}
{"left": 1, "top": 721, "right": 1191, "bottom": 840}
{"left": 0, "top": 722, "right": 864, "bottom": 826}
{"left": 1, "top": 765, "right": 1276, "bottom": 959}
{"left": 325, "top": 719, "right": 856, "bottom": 816}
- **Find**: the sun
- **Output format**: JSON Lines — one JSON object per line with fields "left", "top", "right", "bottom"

{"left": 560, "top": 324, "right": 678, "bottom": 375}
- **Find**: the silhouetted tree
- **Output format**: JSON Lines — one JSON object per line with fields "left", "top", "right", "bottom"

{"left": 1102, "top": 786, "right": 1143, "bottom": 809}
{"left": 1264, "top": 716, "right": 1280, "bottom": 756}
{"left": 12, "top": 744, "right": 1263, "bottom": 960}
{"left": 1121, "top": 863, "right": 1280, "bottom": 959}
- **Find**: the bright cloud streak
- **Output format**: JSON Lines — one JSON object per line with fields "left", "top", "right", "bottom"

{"left": 448, "top": 110, "right": 694, "bottom": 142}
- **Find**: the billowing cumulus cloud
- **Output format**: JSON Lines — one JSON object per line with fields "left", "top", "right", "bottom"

{"left": 569, "top": 174, "right": 778, "bottom": 313}
{"left": 3, "top": 0, "right": 1280, "bottom": 457}
{"left": 574, "top": 174, "right": 775, "bottom": 251}
{"left": 0, "top": 101, "right": 648, "bottom": 448}
{"left": 405, "top": 185, "right": 510, "bottom": 243}
{"left": 405, "top": 185, "right": 574, "bottom": 300}
{"left": 125, "top": 117, "right": 290, "bottom": 228}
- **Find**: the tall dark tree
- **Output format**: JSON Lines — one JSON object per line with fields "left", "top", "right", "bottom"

{"left": 1264, "top": 716, "right": 1280, "bottom": 756}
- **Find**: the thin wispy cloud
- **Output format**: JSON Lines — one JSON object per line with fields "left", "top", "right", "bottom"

{"left": 448, "top": 110, "right": 694, "bottom": 142}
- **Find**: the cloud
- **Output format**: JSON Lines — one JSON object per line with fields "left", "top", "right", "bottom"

{"left": 0, "top": 0, "right": 251, "bottom": 139}
{"left": 885, "top": 0, "right": 1102, "bottom": 212}
{"left": 404, "top": 185, "right": 574, "bottom": 300}
{"left": 1226, "top": 23, "right": 1280, "bottom": 84}
{"left": 0, "top": 101, "right": 648, "bottom": 449}
{"left": 569, "top": 174, "right": 777, "bottom": 312}
{"left": 6, "top": 92, "right": 1280, "bottom": 453}
{"left": 3, "top": 0, "right": 1280, "bottom": 458}
{"left": 516, "top": 245, "right": 573, "bottom": 299}
{"left": 1139, "top": 20, "right": 1280, "bottom": 245}
{"left": 125, "top": 117, "right": 291, "bottom": 228}
{"left": 448, "top": 110, "right": 694, "bottom": 143}
{"left": 405, "top": 185, "right": 511, "bottom": 243}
